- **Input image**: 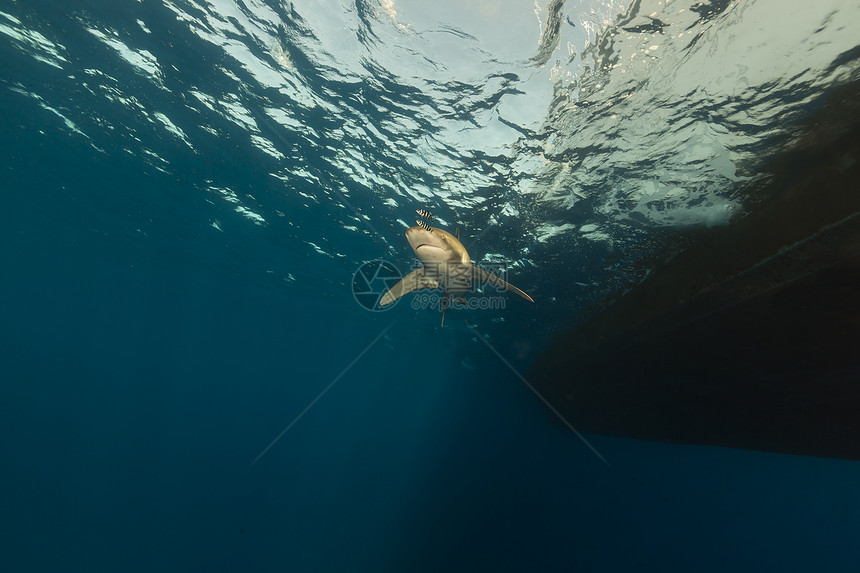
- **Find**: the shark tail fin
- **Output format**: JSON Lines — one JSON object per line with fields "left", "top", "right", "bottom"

{"left": 440, "top": 296, "right": 450, "bottom": 327}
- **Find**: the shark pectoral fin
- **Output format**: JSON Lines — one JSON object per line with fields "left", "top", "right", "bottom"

{"left": 379, "top": 268, "right": 439, "bottom": 306}
{"left": 471, "top": 267, "right": 535, "bottom": 303}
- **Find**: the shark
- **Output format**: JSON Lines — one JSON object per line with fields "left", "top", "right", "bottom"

{"left": 379, "top": 221, "right": 534, "bottom": 324}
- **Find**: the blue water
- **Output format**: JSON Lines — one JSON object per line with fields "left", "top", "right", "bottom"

{"left": 2, "top": 0, "right": 860, "bottom": 571}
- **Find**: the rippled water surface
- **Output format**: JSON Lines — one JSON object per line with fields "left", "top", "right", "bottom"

{"left": 5, "top": 0, "right": 858, "bottom": 323}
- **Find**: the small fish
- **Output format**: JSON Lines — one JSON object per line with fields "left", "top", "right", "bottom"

{"left": 416, "top": 219, "right": 432, "bottom": 231}
{"left": 416, "top": 208, "right": 434, "bottom": 220}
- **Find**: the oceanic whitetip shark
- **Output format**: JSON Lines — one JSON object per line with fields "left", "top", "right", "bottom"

{"left": 380, "top": 214, "right": 534, "bottom": 325}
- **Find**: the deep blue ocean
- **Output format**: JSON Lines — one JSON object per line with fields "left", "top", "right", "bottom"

{"left": 2, "top": 0, "right": 860, "bottom": 571}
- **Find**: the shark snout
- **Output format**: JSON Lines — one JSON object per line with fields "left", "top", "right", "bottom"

{"left": 406, "top": 226, "right": 453, "bottom": 264}
{"left": 406, "top": 227, "right": 437, "bottom": 249}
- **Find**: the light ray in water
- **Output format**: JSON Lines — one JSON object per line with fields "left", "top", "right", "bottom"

{"left": 466, "top": 323, "right": 611, "bottom": 467}
{"left": 250, "top": 321, "right": 397, "bottom": 466}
